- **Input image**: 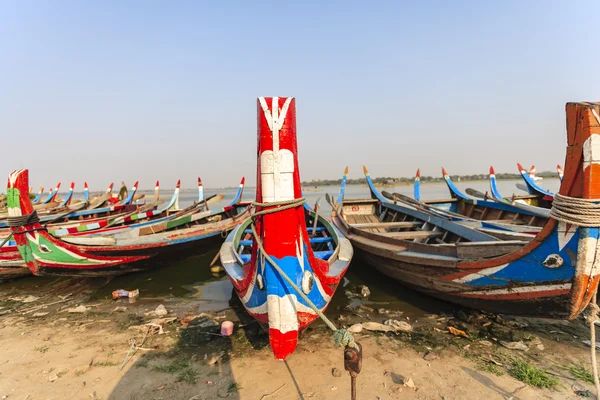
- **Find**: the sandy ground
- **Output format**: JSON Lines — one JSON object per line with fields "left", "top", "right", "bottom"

{"left": 0, "top": 282, "right": 599, "bottom": 400}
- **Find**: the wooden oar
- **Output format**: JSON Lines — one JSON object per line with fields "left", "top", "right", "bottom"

{"left": 311, "top": 198, "right": 321, "bottom": 237}
{"left": 381, "top": 191, "right": 461, "bottom": 220}
{"left": 466, "top": 188, "right": 550, "bottom": 218}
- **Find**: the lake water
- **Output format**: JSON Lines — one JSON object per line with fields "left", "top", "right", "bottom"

{"left": 4, "top": 178, "right": 562, "bottom": 320}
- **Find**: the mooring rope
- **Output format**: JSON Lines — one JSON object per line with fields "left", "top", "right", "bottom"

{"left": 249, "top": 197, "right": 356, "bottom": 349}
{"left": 585, "top": 291, "right": 600, "bottom": 396}
{"left": 0, "top": 211, "right": 41, "bottom": 249}
{"left": 549, "top": 192, "right": 600, "bottom": 396}
{"left": 550, "top": 193, "right": 600, "bottom": 226}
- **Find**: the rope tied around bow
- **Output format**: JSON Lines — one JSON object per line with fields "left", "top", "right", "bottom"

{"left": 550, "top": 193, "right": 600, "bottom": 226}
{"left": 1, "top": 210, "right": 40, "bottom": 248}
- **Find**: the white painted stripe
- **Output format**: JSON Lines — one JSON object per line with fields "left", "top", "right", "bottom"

{"left": 462, "top": 283, "right": 571, "bottom": 296}
{"left": 454, "top": 264, "right": 509, "bottom": 283}
{"left": 583, "top": 134, "right": 600, "bottom": 171}
{"left": 267, "top": 293, "right": 299, "bottom": 333}
{"left": 557, "top": 221, "right": 578, "bottom": 251}
{"left": 575, "top": 231, "right": 600, "bottom": 279}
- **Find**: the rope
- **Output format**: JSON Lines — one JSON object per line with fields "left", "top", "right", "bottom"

{"left": 550, "top": 193, "right": 600, "bottom": 227}
{"left": 1, "top": 210, "right": 41, "bottom": 248}
{"left": 585, "top": 290, "right": 600, "bottom": 396}
{"left": 249, "top": 198, "right": 356, "bottom": 349}
{"left": 8, "top": 211, "right": 40, "bottom": 227}
{"left": 251, "top": 198, "right": 307, "bottom": 217}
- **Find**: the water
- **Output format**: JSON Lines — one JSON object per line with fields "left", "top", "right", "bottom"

{"left": 3, "top": 178, "right": 562, "bottom": 319}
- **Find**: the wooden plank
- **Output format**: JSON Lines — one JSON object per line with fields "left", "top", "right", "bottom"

{"left": 381, "top": 231, "right": 445, "bottom": 239}
{"left": 426, "top": 198, "right": 458, "bottom": 204}
{"left": 352, "top": 221, "right": 420, "bottom": 229}
{"left": 455, "top": 240, "right": 529, "bottom": 259}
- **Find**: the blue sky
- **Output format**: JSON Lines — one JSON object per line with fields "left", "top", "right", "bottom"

{"left": 1, "top": 1, "right": 599, "bottom": 189}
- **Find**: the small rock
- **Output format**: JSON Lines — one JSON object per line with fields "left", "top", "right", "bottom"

{"left": 499, "top": 340, "right": 528, "bottom": 351}
{"left": 572, "top": 383, "right": 591, "bottom": 397}
{"left": 332, "top": 367, "right": 342, "bottom": 378}
{"left": 536, "top": 344, "right": 545, "bottom": 351}
{"left": 32, "top": 312, "right": 49, "bottom": 317}
{"left": 360, "top": 285, "right": 371, "bottom": 298}
{"left": 478, "top": 340, "right": 493, "bottom": 347}
{"left": 423, "top": 351, "right": 439, "bottom": 361}
{"left": 348, "top": 324, "right": 364, "bottom": 333}
{"left": 154, "top": 305, "right": 168, "bottom": 317}
{"left": 113, "top": 306, "right": 127, "bottom": 312}
{"left": 48, "top": 373, "right": 58, "bottom": 382}
{"left": 67, "top": 305, "right": 89, "bottom": 313}
{"left": 331, "top": 386, "right": 337, "bottom": 391}
{"left": 403, "top": 377, "right": 416, "bottom": 390}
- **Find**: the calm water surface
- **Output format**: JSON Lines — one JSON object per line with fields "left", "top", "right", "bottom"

{"left": 5, "top": 178, "right": 562, "bottom": 318}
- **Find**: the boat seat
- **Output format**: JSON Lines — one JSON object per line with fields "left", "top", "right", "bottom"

{"left": 239, "top": 236, "right": 333, "bottom": 247}
{"left": 381, "top": 231, "right": 445, "bottom": 239}
{"left": 237, "top": 250, "right": 333, "bottom": 263}
{"left": 243, "top": 227, "right": 325, "bottom": 234}
{"left": 352, "top": 221, "right": 420, "bottom": 229}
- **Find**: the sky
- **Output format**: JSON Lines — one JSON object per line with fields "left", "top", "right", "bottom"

{"left": 1, "top": 1, "right": 599, "bottom": 190}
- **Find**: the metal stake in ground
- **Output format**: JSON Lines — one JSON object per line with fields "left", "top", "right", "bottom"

{"left": 344, "top": 342, "right": 362, "bottom": 400}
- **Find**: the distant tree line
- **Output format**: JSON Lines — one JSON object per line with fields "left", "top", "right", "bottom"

{"left": 302, "top": 170, "right": 559, "bottom": 186}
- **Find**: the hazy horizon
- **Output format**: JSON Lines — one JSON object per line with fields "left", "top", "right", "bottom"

{"left": 2, "top": 1, "right": 599, "bottom": 190}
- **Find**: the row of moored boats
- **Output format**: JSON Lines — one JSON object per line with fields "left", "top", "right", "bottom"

{"left": 3, "top": 99, "right": 600, "bottom": 360}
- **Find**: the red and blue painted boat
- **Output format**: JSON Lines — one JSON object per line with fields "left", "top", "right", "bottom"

{"left": 486, "top": 166, "right": 552, "bottom": 208}
{"left": 220, "top": 97, "right": 353, "bottom": 360}
{"left": 515, "top": 162, "right": 555, "bottom": 202}
{"left": 404, "top": 166, "right": 547, "bottom": 233}
{"left": 32, "top": 187, "right": 44, "bottom": 204}
{"left": 6, "top": 170, "right": 250, "bottom": 277}
{"left": 332, "top": 102, "right": 600, "bottom": 319}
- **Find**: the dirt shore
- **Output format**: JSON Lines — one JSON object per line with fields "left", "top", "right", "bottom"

{"left": 0, "top": 277, "right": 598, "bottom": 400}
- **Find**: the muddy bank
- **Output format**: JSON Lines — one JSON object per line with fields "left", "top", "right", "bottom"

{"left": 0, "top": 269, "right": 599, "bottom": 400}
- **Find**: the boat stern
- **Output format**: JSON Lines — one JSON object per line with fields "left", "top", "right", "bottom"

{"left": 561, "top": 102, "right": 600, "bottom": 318}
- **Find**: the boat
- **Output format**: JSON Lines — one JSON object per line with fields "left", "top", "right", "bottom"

{"left": 219, "top": 97, "right": 352, "bottom": 360}
{"left": 516, "top": 163, "right": 555, "bottom": 201}
{"left": 408, "top": 167, "right": 548, "bottom": 232}
{"left": 32, "top": 187, "right": 44, "bottom": 204}
{"left": 7, "top": 170, "right": 250, "bottom": 277}
{"left": 331, "top": 102, "right": 600, "bottom": 320}
{"left": 558, "top": 165, "right": 564, "bottom": 181}
{"left": 487, "top": 166, "right": 553, "bottom": 208}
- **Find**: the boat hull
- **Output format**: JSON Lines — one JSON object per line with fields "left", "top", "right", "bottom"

{"left": 355, "top": 249, "right": 571, "bottom": 318}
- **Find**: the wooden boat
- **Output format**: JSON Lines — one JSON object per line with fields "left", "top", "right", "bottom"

{"left": 7, "top": 170, "right": 250, "bottom": 277}
{"left": 516, "top": 163, "right": 555, "bottom": 202}
{"left": 331, "top": 102, "right": 600, "bottom": 320}
{"left": 407, "top": 166, "right": 547, "bottom": 233}
{"left": 32, "top": 187, "right": 44, "bottom": 204}
{"left": 220, "top": 97, "right": 352, "bottom": 360}
{"left": 487, "top": 166, "right": 553, "bottom": 208}
{"left": 59, "top": 178, "right": 240, "bottom": 240}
